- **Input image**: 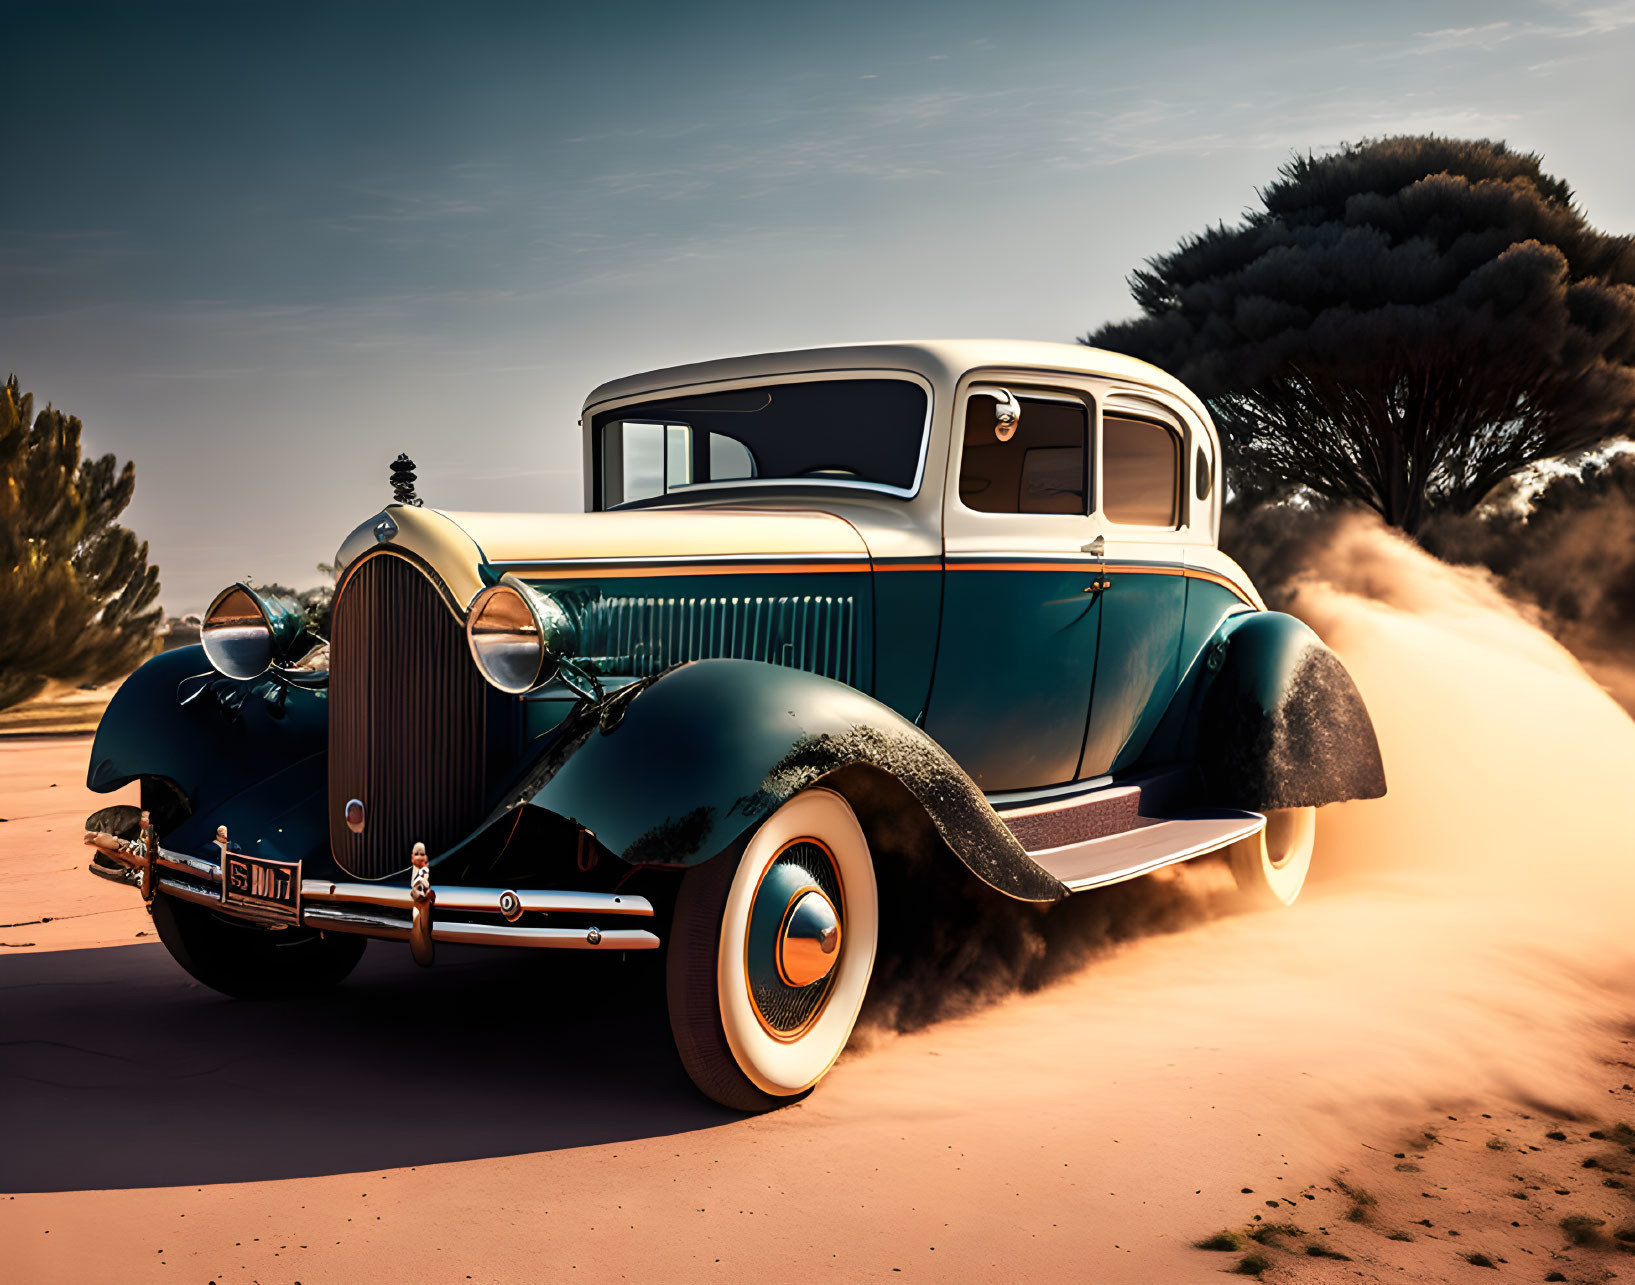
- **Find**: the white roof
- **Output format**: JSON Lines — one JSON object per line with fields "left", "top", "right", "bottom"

{"left": 582, "top": 339, "right": 1209, "bottom": 422}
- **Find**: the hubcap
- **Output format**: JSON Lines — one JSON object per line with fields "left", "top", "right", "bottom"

{"left": 745, "top": 838, "right": 845, "bottom": 1040}
{"left": 778, "top": 889, "right": 842, "bottom": 987}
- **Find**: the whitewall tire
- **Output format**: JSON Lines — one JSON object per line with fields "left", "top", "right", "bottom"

{"left": 1227, "top": 805, "right": 1317, "bottom": 907}
{"left": 666, "top": 787, "right": 878, "bottom": 1111}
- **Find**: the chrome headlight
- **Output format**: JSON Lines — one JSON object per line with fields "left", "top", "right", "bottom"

{"left": 201, "top": 583, "right": 312, "bottom": 680}
{"left": 466, "top": 580, "right": 578, "bottom": 694}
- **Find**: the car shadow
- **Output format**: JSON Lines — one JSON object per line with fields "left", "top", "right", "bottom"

{"left": 0, "top": 940, "right": 738, "bottom": 1193}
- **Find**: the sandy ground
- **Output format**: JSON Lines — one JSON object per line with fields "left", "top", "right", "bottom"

{"left": 0, "top": 679, "right": 125, "bottom": 738}
{"left": 0, "top": 738, "right": 144, "bottom": 952}
{"left": 5, "top": 519, "right": 1635, "bottom": 1283}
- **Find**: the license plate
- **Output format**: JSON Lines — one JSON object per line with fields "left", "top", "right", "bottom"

{"left": 223, "top": 852, "right": 302, "bottom": 925}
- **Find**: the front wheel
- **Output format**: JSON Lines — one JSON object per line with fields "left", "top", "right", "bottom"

{"left": 152, "top": 893, "right": 368, "bottom": 999}
{"left": 666, "top": 788, "right": 878, "bottom": 1112}
{"left": 1227, "top": 805, "right": 1317, "bottom": 907}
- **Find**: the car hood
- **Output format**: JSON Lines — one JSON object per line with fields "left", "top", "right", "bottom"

{"left": 335, "top": 504, "right": 871, "bottom": 611}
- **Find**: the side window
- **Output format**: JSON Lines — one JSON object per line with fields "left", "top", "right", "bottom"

{"left": 1103, "top": 414, "right": 1180, "bottom": 527}
{"left": 603, "top": 421, "right": 688, "bottom": 506}
{"left": 959, "top": 393, "right": 1089, "bottom": 515}
{"left": 602, "top": 423, "right": 758, "bottom": 505}
{"left": 709, "top": 433, "right": 756, "bottom": 481}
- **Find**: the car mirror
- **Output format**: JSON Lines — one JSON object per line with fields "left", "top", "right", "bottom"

{"left": 990, "top": 388, "right": 1021, "bottom": 441}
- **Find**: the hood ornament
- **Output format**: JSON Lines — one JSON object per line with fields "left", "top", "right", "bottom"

{"left": 390, "top": 453, "right": 422, "bottom": 507}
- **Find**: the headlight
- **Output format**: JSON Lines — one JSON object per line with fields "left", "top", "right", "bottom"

{"left": 466, "top": 580, "right": 577, "bottom": 694}
{"left": 201, "top": 583, "right": 312, "bottom": 680}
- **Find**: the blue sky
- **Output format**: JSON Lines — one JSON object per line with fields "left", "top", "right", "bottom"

{"left": 8, "top": 0, "right": 1635, "bottom": 610}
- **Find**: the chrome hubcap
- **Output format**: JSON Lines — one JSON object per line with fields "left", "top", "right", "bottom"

{"left": 778, "top": 889, "right": 842, "bottom": 987}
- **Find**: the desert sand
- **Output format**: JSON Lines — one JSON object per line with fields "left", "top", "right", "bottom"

{"left": 4, "top": 518, "right": 1635, "bottom": 1282}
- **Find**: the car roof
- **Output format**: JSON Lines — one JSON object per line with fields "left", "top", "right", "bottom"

{"left": 581, "top": 339, "right": 1210, "bottom": 423}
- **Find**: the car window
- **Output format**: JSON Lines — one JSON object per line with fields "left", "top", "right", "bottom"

{"left": 596, "top": 378, "right": 926, "bottom": 507}
{"left": 1103, "top": 414, "right": 1180, "bottom": 526}
{"left": 959, "top": 394, "right": 1089, "bottom": 515}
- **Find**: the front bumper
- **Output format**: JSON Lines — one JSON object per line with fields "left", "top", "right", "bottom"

{"left": 87, "top": 838, "right": 660, "bottom": 957}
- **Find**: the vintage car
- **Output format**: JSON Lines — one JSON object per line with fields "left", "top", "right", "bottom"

{"left": 83, "top": 340, "right": 1385, "bottom": 1110}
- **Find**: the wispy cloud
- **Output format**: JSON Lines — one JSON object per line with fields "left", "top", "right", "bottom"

{"left": 1390, "top": 0, "right": 1635, "bottom": 57}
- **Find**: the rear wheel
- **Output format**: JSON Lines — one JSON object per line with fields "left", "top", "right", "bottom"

{"left": 666, "top": 788, "right": 877, "bottom": 1112}
{"left": 1227, "top": 806, "right": 1317, "bottom": 906}
{"left": 152, "top": 893, "right": 367, "bottom": 999}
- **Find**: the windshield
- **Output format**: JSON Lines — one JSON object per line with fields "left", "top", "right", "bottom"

{"left": 594, "top": 377, "right": 928, "bottom": 508}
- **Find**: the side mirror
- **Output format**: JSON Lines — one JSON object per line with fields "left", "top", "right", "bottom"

{"left": 991, "top": 388, "right": 1021, "bottom": 442}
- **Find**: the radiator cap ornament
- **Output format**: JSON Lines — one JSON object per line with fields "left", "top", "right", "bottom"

{"left": 389, "top": 453, "right": 422, "bottom": 507}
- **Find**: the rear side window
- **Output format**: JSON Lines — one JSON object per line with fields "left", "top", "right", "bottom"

{"left": 1103, "top": 414, "right": 1180, "bottom": 526}
{"left": 959, "top": 394, "right": 1088, "bottom": 515}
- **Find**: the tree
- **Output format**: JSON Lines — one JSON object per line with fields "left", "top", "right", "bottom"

{"left": 0, "top": 376, "right": 162, "bottom": 710}
{"left": 1086, "top": 137, "right": 1635, "bottom": 533}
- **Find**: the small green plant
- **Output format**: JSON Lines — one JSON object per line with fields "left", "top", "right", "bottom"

{"left": 1194, "top": 1230, "right": 1244, "bottom": 1252}
{"left": 1232, "top": 1251, "right": 1272, "bottom": 1276}
{"left": 1249, "top": 1223, "right": 1302, "bottom": 1245}
{"left": 1608, "top": 1122, "right": 1635, "bottom": 1147}
{"left": 1561, "top": 1213, "right": 1607, "bottom": 1245}
{"left": 1485, "top": 1137, "right": 1507, "bottom": 1151}
{"left": 1305, "top": 1244, "right": 1352, "bottom": 1260}
{"left": 1387, "top": 1230, "right": 1414, "bottom": 1242}
{"left": 1464, "top": 1252, "right": 1498, "bottom": 1268}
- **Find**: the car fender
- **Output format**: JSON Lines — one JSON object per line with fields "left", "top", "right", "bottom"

{"left": 1193, "top": 611, "right": 1387, "bottom": 811}
{"left": 506, "top": 659, "right": 1066, "bottom": 902}
{"left": 88, "top": 645, "right": 329, "bottom": 828}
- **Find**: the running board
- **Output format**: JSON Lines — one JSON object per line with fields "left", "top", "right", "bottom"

{"left": 1028, "top": 810, "right": 1265, "bottom": 892}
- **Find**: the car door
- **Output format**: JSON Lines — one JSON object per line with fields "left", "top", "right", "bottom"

{"left": 1077, "top": 398, "right": 1192, "bottom": 778}
{"left": 924, "top": 380, "right": 1102, "bottom": 792}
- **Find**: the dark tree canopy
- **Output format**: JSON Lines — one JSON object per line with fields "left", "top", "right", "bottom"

{"left": 1086, "top": 137, "right": 1635, "bottom": 532}
{"left": 0, "top": 376, "right": 162, "bottom": 710}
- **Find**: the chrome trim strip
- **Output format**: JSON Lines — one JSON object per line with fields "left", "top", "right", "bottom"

{"left": 987, "top": 776, "right": 1113, "bottom": 809}
{"left": 998, "top": 784, "right": 1139, "bottom": 821}
{"left": 155, "top": 873, "right": 222, "bottom": 907}
{"left": 299, "top": 881, "right": 655, "bottom": 918}
{"left": 155, "top": 846, "right": 222, "bottom": 880}
{"left": 304, "top": 906, "right": 412, "bottom": 940}
{"left": 494, "top": 552, "right": 868, "bottom": 570}
{"left": 431, "top": 922, "right": 660, "bottom": 950}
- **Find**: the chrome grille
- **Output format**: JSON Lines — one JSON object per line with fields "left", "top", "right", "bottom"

{"left": 575, "top": 594, "right": 856, "bottom": 683}
{"left": 328, "top": 553, "right": 489, "bottom": 879}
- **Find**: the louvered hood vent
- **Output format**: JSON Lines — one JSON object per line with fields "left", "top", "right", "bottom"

{"left": 575, "top": 594, "right": 856, "bottom": 684}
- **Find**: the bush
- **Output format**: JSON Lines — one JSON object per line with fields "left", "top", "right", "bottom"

{"left": 0, "top": 376, "right": 160, "bottom": 710}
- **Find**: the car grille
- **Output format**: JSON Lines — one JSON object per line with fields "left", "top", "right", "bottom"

{"left": 328, "top": 552, "right": 491, "bottom": 879}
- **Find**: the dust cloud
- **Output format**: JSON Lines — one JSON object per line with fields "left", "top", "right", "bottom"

{"left": 862, "top": 514, "right": 1635, "bottom": 1128}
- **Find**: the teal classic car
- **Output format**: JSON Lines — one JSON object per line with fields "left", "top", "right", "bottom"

{"left": 83, "top": 340, "right": 1385, "bottom": 1110}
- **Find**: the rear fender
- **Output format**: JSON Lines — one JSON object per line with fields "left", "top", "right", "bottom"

{"left": 1187, "top": 611, "right": 1387, "bottom": 810}
{"left": 505, "top": 659, "right": 1065, "bottom": 903}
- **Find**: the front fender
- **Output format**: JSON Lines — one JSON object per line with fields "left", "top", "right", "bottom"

{"left": 88, "top": 645, "right": 328, "bottom": 819}
{"left": 1197, "top": 611, "right": 1387, "bottom": 810}
{"left": 508, "top": 659, "right": 1065, "bottom": 902}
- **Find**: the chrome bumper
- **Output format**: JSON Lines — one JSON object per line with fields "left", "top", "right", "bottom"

{"left": 87, "top": 840, "right": 659, "bottom": 955}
